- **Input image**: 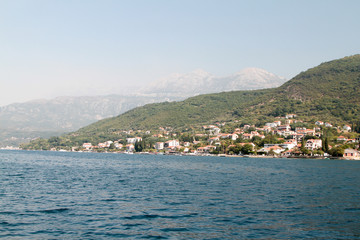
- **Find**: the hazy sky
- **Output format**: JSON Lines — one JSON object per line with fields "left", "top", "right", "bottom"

{"left": 1, "top": 0, "right": 359, "bottom": 106}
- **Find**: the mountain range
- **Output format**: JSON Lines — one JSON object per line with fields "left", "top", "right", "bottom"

{"left": 61, "top": 54, "right": 360, "bottom": 145}
{"left": 139, "top": 68, "right": 286, "bottom": 98}
{"left": 0, "top": 68, "right": 285, "bottom": 146}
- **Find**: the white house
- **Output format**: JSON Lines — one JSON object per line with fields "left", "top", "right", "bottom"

{"left": 325, "top": 122, "right": 333, "bottom": 127}
{"left": 105, "top": 141, "right": 113, "bottom": 148}
{"left": 337, "top": 136, "right": 348, "bottom": 142}
{"left": 264, "top": 140, "right": 297, "bottom": 150}
{"left": 265, "top": 122, "right": 278, "bottom": 128}
{"left": 286, "top": 114, "right": 297, "bottom": 119}
{"left": 315, "top": 121, "right": 324, "bottom": 126}
{"left": 230, "top": 134, "right": 239, "bottom": 141}
{"left": 259, "top": 145, "right": 285, "bottom": 155}
{"left": 305, "top": 139, "right": 322, "bottom": 150}
{"left": 343, "top": 125, "right": 352, "bottom": 132}
{"left": 98, "top": 142, "right": 106, "bottom": 148}
{"left": 126, "top": 144, "right": 135, "bottom": 152}
{"left": 165, "top": 140, "right": 180, "bottom": 148}
{"left": 82, "top": 143, "right": 92, "bottom": 150}
{"left": 126, "top": 137, "right": 142, "bottom": 144}
{"left": 155, "top": 142, "right": 164, "bottom": 150}
{"left": 277, "top": 125, "right": 291, "bottom": 132}
{"left": 114, "top": 142, "right": 123, "bottom": 149}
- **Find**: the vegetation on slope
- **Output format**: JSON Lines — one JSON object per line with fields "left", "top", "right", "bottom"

{"left": 21, "top": 54, "right": 360, "bottom": 148}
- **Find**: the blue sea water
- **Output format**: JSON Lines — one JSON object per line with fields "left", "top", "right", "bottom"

{"left": 0, "top": 150, "right": 360, "bottom": 239}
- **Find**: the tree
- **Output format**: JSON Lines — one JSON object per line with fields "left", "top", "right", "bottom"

{"left": 228, "top": 145, "right": 242, "bottom": 155}
{"left": 241, "top": 144, "right": 253, "bottom": 154}
{"left": 329, "top": 146, "right": 344, "bottom": 157}
{"left": 135, "top": 140, "right": 145, "bottom": 152}
{"left": 324, "top": 137, "right": 329, "bottom": 153}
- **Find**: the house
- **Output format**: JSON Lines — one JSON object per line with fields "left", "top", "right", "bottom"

{"left": 265, "top": 122, "right": 277, "bottom": 128}
{"left": 165, "top": 140, "right": 180, "bottom": 148}
{"left": 208, "top": 136, "right": 220, "bottom": 144}
{"left": 285, "top": 119, "right": 294, "bottom": 125}
{"left": 98, "top": 142, "right": 107, "bottom": 148}
{"left": 204, "top": 125, "right": 221, "bottom": 135}
{"left": 277, "top": 125, "right": 291, "bottom": 132}
{"left": 286, "top": 114, "right": 297, "bottom": 119}
{"left": 295, "top": 128, "right": 315, "bottom": 137}
{"left": 305, "top": 139, "right": 322, "bottom": 150}
{"left": 155, "top": 142, "right": 164, "bottom": 150}
{"left": 242, "top": 133, "right": 253, "bottom": 140}
{"left": 197, "top": 145, "right": 216, "bottom": 154}
{"left": 281, "top": 148, "right": 301, "bottom": 157}
{"left": 315, "top": 121, "right": 324, "bottom": 126}
{"left": 234, "top": 128, "right": 242, "bottom": 134}
{"left": 105, "top": 141, "right": 113, "bottom": 148}
{"left": 337, "top": 136, "right": 348, "bottom": 142}
{"left": 273, "top": 121, "right": 282, "bottom": 126}
{"left": 126, "top": 144, "right": 135, "bottom": 152}
{"left": 265, "top": 140, "right": 297, "bottom": 150}
{"left": 114, "top": 142, "right": 123, "bottom": 149}
{"left": 263, "top": 126, "right": 272, "bottom": 132}
{"left": 306, "top": 129, "right": 316, "bottom": 136}
{"left": 258, "top": 145, "right": 285, "bottom": 155}
{"left": 82, "top": 143, "right": 92, "bottom": 150}
{"left": 230, "top": 134, "right": 239, "bottom": 141}
{"left": 127, "top": 138, "right": 141, "bottom": 144}
{"left": 343, "top": 125, "right": 352, "bottom": 132}
{"left": 343, "top": 148, "right": 360, "bottom": 160}
{"left": 325, "top": 122, "right": 333, "bottom": 127}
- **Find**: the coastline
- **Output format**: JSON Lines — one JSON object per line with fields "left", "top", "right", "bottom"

{"left": 6, "top": 149, "right": 358, "bottom": 160}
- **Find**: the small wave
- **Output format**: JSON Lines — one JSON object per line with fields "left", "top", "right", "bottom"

{"left": 344, "top": 207, "right": 360, "bottom": 211}
{"left": 161, "top": 227, "right": 189, "bottom": 232}
{"left": 38, "top": 208, "right": 70, "bottom": 213}
{"left": 102, "top": 198, "right": 117, "bottom": 202}
{"left": 141, "top": 235, "right": 168, "bottom": 239}
{"left": 122, "top": 223, "right": 144, "bottom": 227}
{"left": 6, "top": 174, "right": 24, "bottom": 177}
{"left": 123, "top": 214, "right": 160, "bottom": 220}
{"left": 0, "top": 211, "right": 16, "bottom": 215}
{"left": 0, "top": 221, "right": 32, "bottom": 226}
{"left": 123, "top": 213, "right": 197, "bottom": 220}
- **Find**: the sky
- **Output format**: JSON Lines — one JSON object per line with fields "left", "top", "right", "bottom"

{"left": 0, "top": 0, "right": 359, "bottom": 106}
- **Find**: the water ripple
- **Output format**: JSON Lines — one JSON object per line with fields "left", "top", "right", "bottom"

{"left": 0, "top": 150, "right": 360, "bottom": 239}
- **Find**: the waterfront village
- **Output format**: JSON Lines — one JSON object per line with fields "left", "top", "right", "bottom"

{"left": 50, "top": 114, "right": 360, "bottom": 160}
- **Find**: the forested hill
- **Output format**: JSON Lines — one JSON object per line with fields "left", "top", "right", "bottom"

{"left": 74, "top": 55, "right": 360, "bottom": 135}
{"left": 22, "top": 54, "right": 360, "bottom": 147}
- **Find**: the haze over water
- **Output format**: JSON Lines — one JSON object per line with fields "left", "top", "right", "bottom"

{"left": 1, "top": 150, "right": 360, "bottom": 239}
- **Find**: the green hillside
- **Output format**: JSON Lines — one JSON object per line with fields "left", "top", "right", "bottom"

{"left": 76, "top": 89, "right": 271, "bottom": 133}
{"left": 245, "top": 54, "right": 360, "bottom": 121}
{"left": 79, "top": 55, "right": 360, "bottom": 131}
{"left": 22, "top": 55, "right": 360, "bottom": 148}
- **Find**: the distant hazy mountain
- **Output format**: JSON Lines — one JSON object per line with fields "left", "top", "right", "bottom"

{"left": 0, "top": 67, "right": 285, "bottom": 147}
{"left": 140, "top": 68, "right": 286, "bottom": 97}
{"left": 0, "top": 95, "right": 174, "bottom": 147}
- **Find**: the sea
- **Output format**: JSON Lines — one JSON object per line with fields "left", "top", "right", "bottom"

{"left": 1, "top": 150, "right": 359, "bottom": 239}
